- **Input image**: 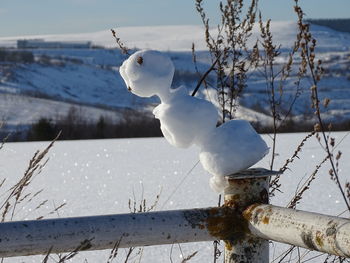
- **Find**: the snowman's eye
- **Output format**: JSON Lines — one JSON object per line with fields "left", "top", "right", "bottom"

{"left": 137, "top": 56, "right": 143, "bottom": 65}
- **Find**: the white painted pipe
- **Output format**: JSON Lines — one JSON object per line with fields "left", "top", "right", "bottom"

{"left": 0, "top": 205, "right": 349, "bottom": 259}
{"left": 0, "top": 207, "right": 239, "bottom": 258}
{"left": 244, "top": 204, "right": 350, "bottom": 258}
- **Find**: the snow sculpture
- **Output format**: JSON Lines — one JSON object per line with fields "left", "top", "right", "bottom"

{"left": 120, "top": 50, "right": 269, "bottom": 192}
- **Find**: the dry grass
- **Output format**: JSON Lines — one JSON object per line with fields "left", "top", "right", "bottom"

{"left": 194, "top": 0, "right": 349, "bottom": 262}
{"left": 0, "top": 132, "right": 65, "bottom": 222}
{"left": 194, "top": 0, "right": 258, "bottom": 122}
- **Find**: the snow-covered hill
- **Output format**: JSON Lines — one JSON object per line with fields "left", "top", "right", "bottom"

{"left": 0, "top": 93, "right": 124, "bottom": 130}
{"left": 0, "top": 22, "right": 349, "bottom": 134}
{"left": 1, "top": 22, "right": 350, "bottom": 51}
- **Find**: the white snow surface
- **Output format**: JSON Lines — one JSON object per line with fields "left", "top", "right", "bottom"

{"left": 1, "top": 22, "right": 350, "bottom": 52}
{"left": 120, "top": 50, "right": 269, "bottom": 192}
{"left": 0, "top": 93, "right": 123, "bottom": 128}
{"left": 0, "top": 133, "right": 349, "bottom": 262}
{"left": 120, "top": 50, "right": 175, "bottom": 99}
{"left": 153, "top": 88, "right": 218, "bottom": 148}
{"left": 200, "top": 120, "right": 269, "bottom": 191}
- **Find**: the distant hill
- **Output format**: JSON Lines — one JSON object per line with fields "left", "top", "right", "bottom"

{"left": 307, "top": 19, "right": 350, "bottom": 34}
{"left": 0, "top": 22, "right": 350, "bottom": 140}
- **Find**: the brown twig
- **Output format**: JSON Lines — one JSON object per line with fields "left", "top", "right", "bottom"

{"left": 287, "top": 155, "right": 329, "bottom": 209}
{"left": 111, "top": 29, "right": 130, "bottom": 55}
{"left": 191, "top": 54, "right": 220, "bottom": 97}
{"left": 293, "top": 0, "right": 350, "bottom": 211}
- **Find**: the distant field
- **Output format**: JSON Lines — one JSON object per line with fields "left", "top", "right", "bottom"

{"left": 308, "top": 18, "right": 350, "bottom": 33}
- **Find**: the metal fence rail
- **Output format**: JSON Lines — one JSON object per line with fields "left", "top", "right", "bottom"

{"left": 245, "top": 204, "right": 350, "bottom": 258}
{"left": 0, "top": 169, "right": 348, "bottom": 262}
{"left": 0, "top": 207, "right": 231, "bottom": 257}
{"left": 0, "top": 204, "right": 349, "bottom": 260}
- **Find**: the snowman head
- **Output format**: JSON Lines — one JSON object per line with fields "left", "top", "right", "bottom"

{"left": 120, "top": 50, "right": 175, "bottom": 98}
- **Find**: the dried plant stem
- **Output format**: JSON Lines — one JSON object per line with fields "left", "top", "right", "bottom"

{"left": 294, "top": 0, "right": 350, "bottom": 211}
{"left": 123, "top": 248, "right": 133, "bottom": 263}
{"left": 279, "top": 131, "right": 316, "bottom": 174}
{"left": 195, "top": 0, "right": 258, "bottom": 121}
{"left": 258, "top": 18, "right": 280, "bottom": 170}
{"left": 57, "top": 238, "right": 94, "bottom": 262}
{"left": 270, "top": 131, "right": 315, "bottom": 196}
{"left": 111, "top": 29, "right": 130, "bottom": 55}
{"left": 287, "top": 155, "right": 329, "bottom": 209}
{"left": 0, "top": 133, "right": 10, "bottom": 150}
{"left": 309, "top": 73, "right": 350, "bottom": 210}
{"left": 191, "top": 54, "right": 221, "bottom": 97}
{"left": 1, "top": 131, "right": 61, "bottom": 222}
{"left": 181, "top": 251, "right": 198, "bottom": 262}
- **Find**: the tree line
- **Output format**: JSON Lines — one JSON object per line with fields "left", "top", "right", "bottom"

{"left": 25, "top": 107, "right": 162, "bottom": 141}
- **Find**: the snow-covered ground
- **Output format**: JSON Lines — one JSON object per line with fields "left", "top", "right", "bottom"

{"left": 0, "top": 132, "right": 349, "bottom": 262}
{"left": 0, "top": 93, "right": 123, "bottom": 129}
{"left": 1, "top": 22, "right": 350, "bottom": 52}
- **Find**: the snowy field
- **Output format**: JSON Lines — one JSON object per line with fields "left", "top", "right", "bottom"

{"left": 1, "top": 22, "right": 350, "bottom": 52}
{"left": 0, "top": 132, "right": 349, "bottom": 262}
{"left": 0, "top": 93, "right": 123, "bottom": 128}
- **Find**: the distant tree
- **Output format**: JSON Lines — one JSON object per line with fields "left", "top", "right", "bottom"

{"left": 58, "top": 107, "right": 86, "bottom": 139}
{"left": 0, "top": 50, "right": 34, "bottom": 63}
{"left": 20, "top": 51, "right": 34, "bottom": 63}
{"left": 0, "top": 49, "right": 6, "bottom": 61}
{"left": 27, "top": 118, "right": 58, "bottom": 141}
{"left": 95, "top": 116, "right": 107, "bottom": 138}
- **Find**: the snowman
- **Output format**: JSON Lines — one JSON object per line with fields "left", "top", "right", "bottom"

{"left": 120, "top": 50, "right": 269, "bottom": 192}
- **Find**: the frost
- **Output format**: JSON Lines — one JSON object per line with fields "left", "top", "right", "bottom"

{"left": 120, "top": 50, "right": 269, "bottom": 193}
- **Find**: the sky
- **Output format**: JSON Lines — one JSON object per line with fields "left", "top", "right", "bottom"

{"left": 0, "top": 0, "right": 349, "bottom": 37}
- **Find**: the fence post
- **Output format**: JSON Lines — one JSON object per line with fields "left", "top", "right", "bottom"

{"left": 223, "top": 168, "right": 276, "bottom": 263}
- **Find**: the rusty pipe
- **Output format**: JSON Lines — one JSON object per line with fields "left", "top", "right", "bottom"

{"left": 223, "top": 168, "right": 273, "bottom": 263}
{"left": 244, "top": 204, "right": 350, "bottom": 258}
{"left": 0, "top": 207, "right": 245, "bottom": 258}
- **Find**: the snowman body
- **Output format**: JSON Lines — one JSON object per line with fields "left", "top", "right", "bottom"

{"left": 120, "top": 50, "right": 269, "bottom": 192}
{"left": 153, "top": 86, "right": 218, "bottom": 148}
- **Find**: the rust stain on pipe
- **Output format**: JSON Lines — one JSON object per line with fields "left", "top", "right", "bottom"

{"left": 206, "top": 207, "right": 249, "bottom": 242}
{"left": 242, "top": 204, "right": 350, "bottom": 258}
{"left": 315, "top": 231, "right": 324, "bottom": 248}
{"left": 183, "top": 207, "right": 250, "bottom": 243}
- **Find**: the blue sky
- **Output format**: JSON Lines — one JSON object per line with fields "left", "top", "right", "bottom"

{"left": 0, "top": 0, "right": 349, "bottom": 37}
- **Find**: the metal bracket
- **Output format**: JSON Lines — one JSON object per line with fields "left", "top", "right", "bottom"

{"left": 225, "top": 168, "right": 280, "bottom": 180}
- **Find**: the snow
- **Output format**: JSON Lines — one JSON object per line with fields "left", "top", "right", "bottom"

{"left": 1, "top": 22, "right": 350, "bottom": 52}
{"left": 0, "top": 25, "right": 207, "bottom": 51}
{"left": 0, "top": 22, "right": 349, "bottom": 132}
{"left": 0, "top": 132, "right": 349, "bottom": 262}
{"left": 120, "top": 50, "right": 218, "bottom": 149}
{"left": 120, "top": 50, "right": 269, "bottom": 192}
{"left": 120, "top": 50, "right": 175, "bottom": 100}
{"left": 200, "top": 120, "right": 269, "bottom": 190}
{"left": 0, "top": 19, "right": 348, "bottom": 261}
{"left": 0, "top": 93, "right": 123, "bottom": 129}
{"left": 153, "top": 89, "right": 218, "bottom": 148}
